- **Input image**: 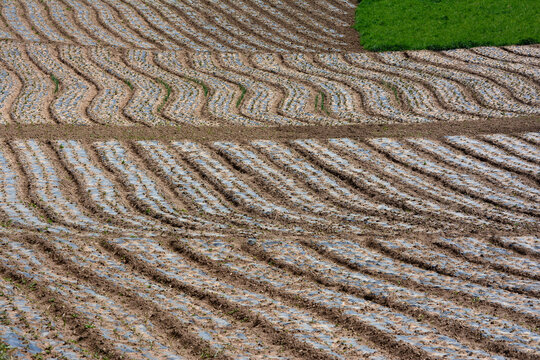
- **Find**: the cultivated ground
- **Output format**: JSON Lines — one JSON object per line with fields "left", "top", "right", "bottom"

{"left": 0, "top": 0, "right": 539, "bottom": 359}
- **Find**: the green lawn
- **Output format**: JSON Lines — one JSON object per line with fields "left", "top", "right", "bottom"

{"left": 354, "top": 0, "right": 540, "bottom": 51}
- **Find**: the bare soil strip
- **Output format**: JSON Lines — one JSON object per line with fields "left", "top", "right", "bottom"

{"left": 0, "top": 116, "right": 538, "bottom": 142}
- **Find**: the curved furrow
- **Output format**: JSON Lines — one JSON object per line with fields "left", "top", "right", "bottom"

{"left": 350, "top": 53, "right": 517, "bottom": 119}
{"left": 125, "top": 49, "right": 206, "bottom": 125}
{"left": 176, "top": 236, "right": 508, "bottom": 359}
{"left": 223, "top": 53, "right": 335, "bottom": 125}
{"left": 58, "top": 45, "right": 131, "bottom": 125}
{"left": 482, "top": 134, "right": 540, "bottom": 164}
{"left": 158, "top": 51, "right": 261, "bottom": 126}
{"left": 11, "top": 140, "right": 121, "bottom": 233}
{"left": 192, "top": 52, "right": 301, "bottom": 126}
{"left": 369, "top": 138, "right": 540, "bottom": 216}
{"left": 249, "top": 53, "right": 347, "bottom": 124}
{"left": 285, "top": 53, "right": 441, "bottom": 123}
{"left": 522, "top": 132, "right": 540, "bottom": 146}
{"left": 307, "top": 237, "right": 540, "bottom": 322}
{"left": 0, "top": 0, "right": 41, "bottom": 41}
{"left": 445, "top": 135, "right": 540, "bottom": 179}
{"left": 435, "top": 236, "right": 540, "bottom": 280}
{"left": 46, "top": 235, "right": 297, "bottom": 359}
{"left": 0, "top": 41, "right": 53, "bottom": 124}
{"left": 340, "top": 53, "right": 484, "bottom": 121}
{"left": 158, "top": 0, "right": 246, "bottom": 51}
{"left": 0, "top": 142, "right": 69, "bottom": 233}
{"left": 0, "top": 62, "right": 18, "bottom": 124}
{"left": 138, "top": 0, "right": 230, "bottom": 51}
{"left": 255, "top": 53, "right": 372, "bottom": 123}
{"left": 378, "top": 51, "right": 535, "bottom": 116}
{"left": 474, "top": 46, "right": 540, "bottom": 67}
{"left": 251, "top": 140, "right": 419, "bottom": 231}
{"left": 135, "top": 141, "right": 296, "bottom": 234}
{"left": 374, "top": 237, "right": 540, "bottom": 296}
{"left": 89, "top": 46, "right": 174, "bottom": 126}
{"left": 0, "top": 277, "right": 89, "bottom": 359}
{"left": 94, "top": 140, "right": 221, "bottom": 231}
{"left": 172, "top": 141, "right": 338, "bottom": 232}
{"left": 61, "top": 0, "right": 128, "bottom": 48}
{"left": 21, "top": 0, "right": 69, "bottom": 43}
{"left": 282, "top": 53, "right": 380, "bottom": 122}
{"left": 441, "top": 49, "right": 540, "bottom": 103}
{"left": 504, "top": 45, "right": 540, "bottom": 59}
{"left": 208, "top": 0, "right": 344, "bottom": 52}
{"left": 293, "top": 139, "right": 491, "bottom": 228}
{"left": 0, "top": 238, "right": 186, "bottom": 360}
{"left": 102, "top": 0, "right": 179, "bottom": 49}
{"left": 107, "top": 235, "right": 395, "bottom": 359}
{"left": 82, "top": 0, "right": 155, "bottom": 49}
{"left": 257, "top": 237, "right": 540, "bottom": 358}
{"left": 0, "top": 7, "right": 14, "bottom": 40}
{"left": 198, "top": 0, "right": 293, "bottom": 52}
{"left": 214, "top": 141, "right": 413, "bottom": 232}
{"left": 43, "top": 0, "right": 97, "bottom": 46}
{"left": 405, "top": 51, "right": 540, "bottom": 114}
{"left": 328, "top": 138, "right": 535, "bottom": 226}
{"left": 496, "top": 235, "right": 540, "bottom": 257}
{"left": 53, "top": 140, "right": 166, "bottom": 231}
{"left": 260, "top": 0, "right": 348, "bottom": 37}
{"left": 320, "top": 53, "right": 464, "bottom": 122}
{"left": 26, "top": 43, "right": 93, "bottom": 125}
{"left": 408, "top": 137, "right": 540, "bottom": 202}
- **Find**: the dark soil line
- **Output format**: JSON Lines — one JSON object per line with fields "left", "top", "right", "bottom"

{"left": 319, "top": 138, "right": 523, "bottom": 230}
{"left": 489, "top": 235, "right": 540, "bottom": 260}
{"left": 168, "top": 237, "right": 427, "bottom": 360}
{"left": 88, "top": 142, "right": 201, "bottom": 231}
{"left": 405, "top": 138, "right": 540, "bottom": 205}
{"left": 209, "top": 142, "right": 357, "bottom": 230}
{"left": 303, "top": 237, "right": 540, "bottom": 330}
{"left": 130, "top": 140, "right": 275, "bottom": 232}
{"left": 241, "top": 237, "right": 532, "bottom": 359}
{"left": 367, "top": 237, "right": 540, "bottom": 298}
{"left": 288, "top": 140, "right": 468, "bottom": 230}
{"left": 480, "top": 135, "right": 540, "bottom": 165}
{"left": 1, "top": 139, "right": 71, "bottom": 231}
{"left": 435, "top": 240, "right": 540, "bottom": 282}
{"left": 100, "top": 237, "right": 334, "bottom": 360}
{"left": 0, "top": 116, "right": 537, "bottom": 142}
{"left": 365, "top": 138, "right": 540, "bottom": 219}
{"left": 442, "top": 138, "right": 540, "bottom": 183}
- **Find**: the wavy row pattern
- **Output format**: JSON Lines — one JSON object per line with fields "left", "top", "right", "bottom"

{"left": 0, "top": 42, "right": 538, "bottom": 126}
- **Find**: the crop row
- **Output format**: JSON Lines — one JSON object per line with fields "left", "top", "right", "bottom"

{"left": 0, "top": 133, "right": 537, "bottom": 236}
{"left": 0, "top": 0, "right": 355, "bottom": 52}
{"left": 0, "top": 42, "right": 539, "bottom": 125}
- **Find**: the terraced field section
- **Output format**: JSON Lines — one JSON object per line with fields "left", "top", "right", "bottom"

{"left": 0, "top": 0, "right": 539, "bottom": 358}
{"left": 0, "top": 133, "right": 538, "bottom": 358}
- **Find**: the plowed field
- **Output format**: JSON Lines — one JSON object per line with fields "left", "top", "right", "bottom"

{"left": 0, "top": 0, "right": 538, "bottom": 359}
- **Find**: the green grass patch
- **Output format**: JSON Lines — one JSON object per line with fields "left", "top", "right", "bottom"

{"left": 50, "top": 74, "right": 59, "bottom": 93}
{"left": 123, "top": 79, "right": 134, "bottom": 91}
{"left": 185, "top": 77, "right": 209, "bottom": 97}
{"left": 0, "top": 341, "right": 10, "bottom": 360}
{"left": 157, "top": 79, "right": 171, "bottom": 112}
{"left": 354, "top": 0, "right": 540, "bottom": 51}
{"left": 236, "top": 85, "right": 247, "bottom": 108}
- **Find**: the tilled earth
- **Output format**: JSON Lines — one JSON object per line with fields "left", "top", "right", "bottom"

{"left": 0, "top": 0, "right": 539, "bottom": 359}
